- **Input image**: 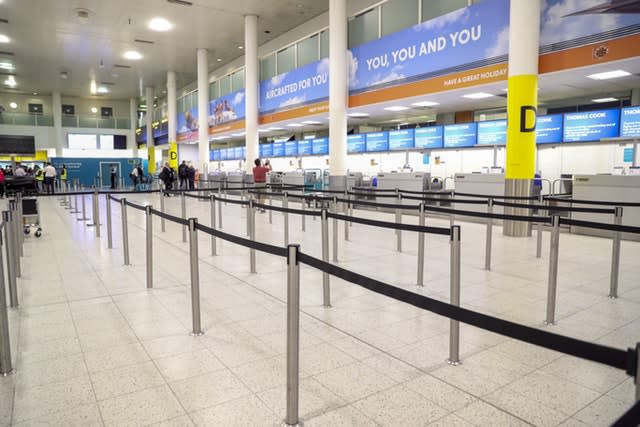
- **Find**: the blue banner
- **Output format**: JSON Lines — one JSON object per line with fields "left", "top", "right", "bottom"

{"left": 272, "top": 142, "right": 285, "bottom": 157}
{"left": 347, "top": 134, "right": 366, "bottom": 153}
{"left": 621, "top": 107, "right": 640, "bottom": 138}
{"left": 477, "top": 120, "right": 507, "bottom": 145}
{"left": 389, "top": 129, "right": 415, "bottom": 150}
{"left": 260, "top": 143, "right": 274, "bottom": 157}
{"left": 348, "top": 0, "right": 509, "bottom": 92}
{"left": 563, "top": 109, "right": 620, "bottom": 143}
{"left": 209, "top": 89, "right": 245, "bottom": 127}
{"left": 536, "top": 114, "right": 563, "bottom": 144}
{"left": 312, "top": 138, "right": 329, "bottom": 155}
{"left": 415, "top": 127, "right": 443, "bottom": 149}
{"left": 298, "top": 140, "right": 312, "bottom": 156}
{"left": 285, "top": 141, "right": 298, "bottom": 157}
{"left": 260, "top": 59, "right": 329, "bottom": 113}
{"left": 444, "top": 123, "right": 477, "bottom": 148}
{"left": 366, "top": 132, "right": 389, "bottom": 152}
{"left": 177, "top": 107, "right": 199, "bottom": 141}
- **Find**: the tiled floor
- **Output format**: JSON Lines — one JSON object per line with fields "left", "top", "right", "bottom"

{"left": 1, "top": 192, "right": 638, "bottom": 426}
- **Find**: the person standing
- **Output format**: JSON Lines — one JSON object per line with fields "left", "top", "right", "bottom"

{"left": 35, "top": 167, "right": 44, "bottom": 192}
{"left": 187, "top": 163, "right": 195, "bottom": 190}
{"left": 178, "top": 161, "right": 188, "bottom": 189}
{"left": 110, "top": 164, "right": 118, "bottom": 189}
{"left": 130, "top": 165, "right": 139, "bottom": 189}
{"left": 43, "top": 162, "right": 57, "bottom": 194}
{"left": 60, "top": 165, "right": 68, "bottom": 190}
{"left": 0, "top": 167, "right": 5, "bottom": 198}
{"left": 158, "top": 162, "right": 173, "bottom": 195}
{"left": 14, "top": 165, "right": 25, "bottom": 176}
{"left": 252, "top": 158, "right": 270, "bottom": 211}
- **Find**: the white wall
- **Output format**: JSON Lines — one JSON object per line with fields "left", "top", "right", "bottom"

{"left": 61, "top": 97, "right": 130, "bottom": 117}
{"left": 0, "top": 94, "right": 52, "bottom": 114}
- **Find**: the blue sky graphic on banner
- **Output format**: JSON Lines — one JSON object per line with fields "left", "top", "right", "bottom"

{"left": 348, "top": 0, "right": 509, "bottom": 92}
{"left": 177, "top": 107, "right": 199, "bottom": 141}
{"left": 540, "top": 0, "right": 640, "bottom": 46}
{"left": 209, "top": 89, "right": 245, "bottom": 126}
{"left": 260, "top": 59, "right": 329, "bottom": 113}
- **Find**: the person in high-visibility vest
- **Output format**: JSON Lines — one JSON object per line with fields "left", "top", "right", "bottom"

{"left": 35, "top": 167, "right": 44, "bottom": 193}
{"left": 60, "top": 165, "right": 68, "bottom": 190}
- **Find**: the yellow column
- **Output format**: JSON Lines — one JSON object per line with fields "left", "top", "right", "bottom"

{"left": 169, "top": 142, "right": 178, "bottom": 169}
{"left": 506, "top": 75, "right": 538, "bottom": 180}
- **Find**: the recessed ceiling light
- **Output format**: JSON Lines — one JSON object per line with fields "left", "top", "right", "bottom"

{"left": 586, "top": 70, "right": 630, "bottom": 80}
{"left": 258, "top": 129, "right": 269, "bottom": 133}
{"left": 148, "top": 17, "right": 172, "bottom": 32}
{"left": 123, "top": 50, "right": 143, "bottom": 60}
{"left": 231, "top": 132, "right": 246, "bottom": 137}
{"left": 238, "top": 45, "right": 243, "bottom": 49}
{"left": 348, "top": 112, "right": 369, "bottom": 118}
{"left": 592, "top": 97, "right": 618, "bottom": 103}
{"left": 287, "top": 123, "right": 303, "bottom": 127}
{"left": 4, "top": 75, "right": 16, "bottom": 87}
{"left": 462, "top": 92, "right": 494, "bottom": 99}
{"left": 0, "top": 35, "right": 9, "bottom": 43}
{"left": 216, "top": 58, "right": 222, "bottom": 62}
{"left": 97, "top": 86, "right": 109, "bottom": 94}
{"left": 302, "top": 120, "right": 321, "bottom": 125}
{"left": 411, "top": 101, "right": 439, "bottom": 107}
{"left": 383, "top": 106, "right": 409, "bottom": 111}
{"left": 90, "top": 107, "right": 98, "bottom": 113}
{"left": 0, "top": 62, "right": 14, "bottom": 70}
{"left": 9, "top": 102, "right": 16, "bottom": 109}
{"left": 267, "top": 127, "right": 284, "bottom": 131}
{"left": 60, "top": 71, "right": 69, "bottom": 79}
{"left": 90, "top": 80, "right": 97, "bottom": 94}
{"left": 32, "top": 92, "right": 37, "bottom": 95}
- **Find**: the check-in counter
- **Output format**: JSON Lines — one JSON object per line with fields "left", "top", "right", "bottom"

{"left": 207, "top": 171, "right": 226, "bottom": 190}
{"left": 282, "top": 171, "right": 305, "bottom": 188}
{"left": 376, "top": 172, "right": 430, "bottom": 208}
{"left": 226, "top": 171, "right": 248, "bottom": 195}
{"left": 571, "top": 175, "right": 640, "bottom": 241}
{"left": 453, "top": 173, "right": 505, "bottom": 216}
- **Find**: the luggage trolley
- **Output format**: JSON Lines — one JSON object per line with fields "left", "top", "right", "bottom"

{"left": 22, "top": 197, "right": 42, "bottom": 237}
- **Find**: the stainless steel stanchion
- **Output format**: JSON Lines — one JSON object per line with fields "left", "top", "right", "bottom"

{"left": 64, "top": 181, "right": 72, "bottom": 209}
{"left": 181, "top": 192, "right": 187, "bottom": 243}
{"left": 78, "top": 190, "right": 89, "bottom": 221}
{"left": 285, "top": 244, "right": 301, "bottom": 427}
{"left": 218, "top": 189, "right": 223, "bottom": 229}
{"left": 536, "top": 195, "right": 544, "bottom": 259}
{"left": 246, "top": 197, "right": 251, "bottom": 237}
{"left": 635, "top": 342, "right": 639, "bottom": 402}
{"left": 609, "top": 207, "right": 623, "bottom": 299}
{"left": 332, "top": 197, "right": 338, "bottom": 262}
{"left": 188, "top": 218, "right": 204, "bottom": 336}
{"left": 160, "top": 189, "right": 166, "bottom": 232}
{"left": 89, "top": 188, "right": 101, "bottom": 238}
{"left": 0, "top": 222, "right": 13, "bottom": 375}
{"left": 545, "top": 215, "right": 561, "bottom": 325}
{"left": 10, "top": 202, "right": 20, "bottom": 278}
{"left": 16, "top": 193, "right": 24, "bottom": 251}
{"left": 395, "top": 194, "right": 402, "bottom": 252}
{"left": 249, "top": 200, "right": 257, "bottom": 273}
{"left": 105, "top": 194, "right": 112, "bottom": 249}
{"left": 321, "top": 209, "right": 331, "bottom": 307}
{"left": 210, "top": 194, "right": 217, "bottom": 256}
{"left": 283, "top": 192, "right": 289, "bottom": 246}
{"left": 145, "top": 205, "right": 153, "bottom": 289}
{"left": 417, "top": 203, "right": 425, "bottom": 287}
{"left": 2, "top": 211, "right": 17, "bottom": 308}
{"left": 120, "top": 198, "right": 130, "bottom": 266}
{"left": 484, "top": 198, "right": 493, "bottom": 271}
{"left": 447, "top": 225, "right": 461, "bottom": 366}
{"left": 301, "top": 199, "right": 306, "bottom": 232}
{"left": 343, "top": 195, "right": 349, "bottom": 241}
{"left": 269, "top": 194, "right": 273, "bottom": 225}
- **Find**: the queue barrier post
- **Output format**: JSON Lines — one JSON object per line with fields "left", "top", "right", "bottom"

{"left": 609, "top": 207, "right": 623, "bottom": 299}
{"left": 0, "top": 222, "right": 13, "bottom": 376}
{"left": 635, "top": 342, "right": 639, "bottom": 402}
{"left": 245, "top": 194, "right": 251, "bottom": 237}
{"left": 301, "top": 199, "right": 306, "bottom": 232}
{"left": 332, "top": 197, "right": 338, "bottom": 262}
{"left": 2, "top": 211, "right": 17, "bottom": 308}
{"left": 92, "top": 187, "right": 101, "bottom": 237}
{"left": 321, "top": 209, "right": 331, "bottom": 308}
{"left": 249, "top": 199, "right": 257, "bottom": 273}
{"left": 284, "top": 192, "right": 290, "bottom": 246}
{"left": 181, "top": 192, "right": 187, "bottom": 243}
{"left": 16, "top": 193, "right": 24, "bottom": 251}
{"left": 395, "top": 193, "right": 402, "bottom": 253}
{"left": 105, "top": 194, "right": 113, "bottom": 249}
{"left": 160, "top": 189, "right": 166, "bottom": 232}
{"left": 210, "top": 194, "right": 217, "bottom": 256}
{"left": 344, "top": 192, "right": 349, "bottom": 242}
{"left": 188, "top": 218, "right": 204, "bottom": 336}
{"left": 269, "top": 192, "right": 273, "bottom": 225}
{"left": 536, "top": 194, "right": 544, "bottom": 258}
{"left": 10, "top": 201, "right": 20, "bottom": 278}
{"left": 218, "top": 188, "right": 223, "bottom": 229}
{"left": 284, "top": 244, "right": 301, "bottom": 427}
{"left": 70, "top": 182, "right": 79, "bottom": 213}
{"left": 417, "top": 203, "right": 425, "bottom": 287}
{"left": 447, "top": 225, "right": 461, "bottom": 366}
{"left": 484, "top": 198, "right": 493, "bottom": 271}
{"left": 78, "top": 188, "right": 89, "bottom": 221}
{"left": 145, "top": 205, "right": 153, "bottom": 289}
{"left": 120, "top": 198, "right": 130, "bottom": 266}
{"left": 545, "top": 215, "right": 561, "bottom": 325}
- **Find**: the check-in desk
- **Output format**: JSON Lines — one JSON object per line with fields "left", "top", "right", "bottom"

{"left": 226, "top": 171, "right": 248, "bottom": 195}
{"left": 376, "top": 172, "right": 430, "bottom": 209}
{"left": 282, "top": 171, "right": 305, "bottom": 188}
{"left": 453, "top": 173, "right": 505, "bottom": 217}
{"left": 571, "top": 175, "right": 640, "bottom": 241}
{"left": 207, "top": 171, "right": 226, "bottom": 191}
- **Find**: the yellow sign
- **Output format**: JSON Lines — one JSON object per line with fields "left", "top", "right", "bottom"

{"left": 506, "top": 74, "right": 538, "bottom": 180}
{"left": 168, "top": 142, "right": 178, "bottom": 169}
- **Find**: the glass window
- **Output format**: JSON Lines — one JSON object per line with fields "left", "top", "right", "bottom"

{"left": 219, "top": 75, "right": 232, "bottom": 96}
{"left": 422, "top": 0, "right": 467, "bottom": 22}
{"left": 68, "top": 134, "right": 97, "bottom": 150}
{"left": 99, "top": 135, "right": 114, "bottom": 150}
{"left": 177, "top": 96, "right": 185, "bottom": 113}
{"left": 348, "top": 8, "right": 379, "bottom": 48}
{"left": 382, "top": 0, "right": 419, "bottom": 36}
{"left": 297, "top": 34, "right": 319, "bottom": 67}
{"left": 232, "top": 69, "right": 245, "bottom": 91}
{"left": 209, "top": 81, "right": 218, "bottom": 100}
{"left": 320, "top": 30, "right": 329, "bottom": 58}
{"left": 276, "top": 45, "right": 296, "bottom": 74}
{"left": 260, "top": 54, "right": 276, "bottom": 81}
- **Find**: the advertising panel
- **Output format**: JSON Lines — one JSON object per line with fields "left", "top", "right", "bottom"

{"left": 347, "top": 134, "right": 366, "bottom": 153}
{"left": 477, "top": 120, "right": 507, "bottom": 145}
{"left": 177, "top": 107, "right": 199, "bottom": 142}
{"left": 414, "top": 126, "right": 444, "bottom": 149}
{"left": 260, "top": 143, "right": 274, "bottom": 157}
{"left": 388, "top": 129, "right": 415, "bottom": 150}
{"left": 621, "top": 107, "right": 640, "bottom": 138}
{"left": 312, "top": 138, "right": 329, "bottom": 155}
{"left": 272, "top": 141, "right": 285, "bottom": 157}
{"left": 536, "top": 114, "right": 563, "bottom": 144}
{"left": 284, "top": 141, "right": 298, "bottom": 157}
{"left": 298, "top": 140, "right": 312, "bottom": 156}
{"left": 209, "top": 89, "right": 245, "bottom": 127}
{"left": 444, "top": 123, "right": 477, "bottom": 148}
{"left": 563, "top": 109, "right": 620, "bottom": 142}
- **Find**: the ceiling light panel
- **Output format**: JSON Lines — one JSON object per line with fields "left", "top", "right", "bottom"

{"left": 383, "top": 106, "right": 409, "bottom": 111}
{"left": 586, "top": 70, "right": 631, "bottom": 80}
{"left": 0, "top": 35, "right": 9, "bottom": 43}
{"left": 592, "top": 97, "right": 618, "bottom": 103}
{"left": 123, "top": 50, "right": 143, "bottom": 60}
{"left": 462, "top": 92, "right": 494, "bottom": 99}
{"left": 149, "top": 17, "right": 172, "bottom": 32}
{"left": 411, "top": 101, "right": 439, "bottom": 107}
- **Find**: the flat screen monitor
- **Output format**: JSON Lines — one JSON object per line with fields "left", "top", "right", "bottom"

{"left": 621, "top": 106, "right": 640, "bottom": 138}
{"left": 414, "top": 126, "right": 443, "bottom": 149}
{"left": 388, "top": 129, "right": 415, "bottom": 150}
{"left": 234, "top": 146, "right": 244, "bottom": 159}
{"left": 563, "top": 109, "right": 620, "bottom": 142}
{"left": 536, "top": 114, "right": 563, "bottom": 144}
{"left": 365, "top": 131, "right": 389, "bottom": 152}
{"left": 312, "top": 138, "right": 329, "bottom": 155}
{"left": 284, "top": 141, "right": 298, "bottom": 157}
{"left": 272, "top": 141, "right": 285, "bottom": 157}
{"left": 0, "top": 135, "right": 36, "bottom": 155}
{"left": 444, "top": 123, "right": 477, "bottom": 148}
{"left": 260, "top": 143, "right": 273, "bottom": 157}
{"left": 477, "top": 120, "right": 507, "bottom": 145}
{"left": 347, "top": 134, "right": 365, "bottom": 153}
{"left": 211, "top": 150, "right": 220, "bottom": 161}
{"left": 220, "top": 148, "right": 228, "bottom": 161}
{"left": 298, "top": 140, "right": 312, "bottom": 156}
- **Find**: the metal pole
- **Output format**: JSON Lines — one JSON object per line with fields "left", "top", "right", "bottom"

{"left": 284, "top": 192, "right": 289, "bottom": 246}
{"left": 301, "top": 198, "right": 306, "bottom": 232}
{"left": 10, "top": 202, "right": 20, "bottom": 278}
{"left": 121, "top": 198, "right": 130, "bottom": 266}
{"left": 93, "top": 188, "right": 101, "bottom": 237}
{"left": 160, "top": 189, "right": 166, "bottom": 232}
{"left": 181, "top": 192, "right": 187, "bottom": 243}
{"left": 321, "top": 209, "right": 331, "bottom": 308}
{"left": 536, "top": 194, "right": 544, "bottom": 259}
{"left": 2, "top": 211, "right": 17, "bottom": 308}
{"left": 145, "top": 205, "right": 153, "bottom": 289}
{"left": 332, "top": 197, "right": 338, "bottom": 262}
{"left": 344, "top": 194, "right": 349, "bottom": 242}
{"left": 218, "top": 190, "right": 223, "bottom": 229}
{"left": 417, "top": 203, "right": 425, "bottom": 287}
{"left": 609, "top": 207, "right": 623, "bottom": 299}
{"left": 0, "top": 224, "right": 13, "bottom": 376}
{"left": 70, "top": 182, "right": 79, "bottom": 213}
{"left": 269, "top": 193, "right": 273, "bottom": 225}
{"left": 635, "top": 342, "right": 639, "bottom": 402}
{"left": 78, "top": 190, "right": 89, "bottom": 221}
{"left": 249, "top": 200, "right": 256, "bottom": 273}
{"left": 188, "top": 218, "right": 204, "bottom": 336}
{"left": 246, "top": 197, "right": 251, "bottom": 237}
{"left": 484, "top": 199, "right": 493, "bottom": 271}
{"left": 210, "top": 194, "right": 217, "bottom": 256}
{"left": 447, "top": 225, "right": 461, "bottom": 365}
{"left": 285, "top": 244, "right": 301, "bottom": 427}
{"left": 16, "top": 193, "right": 23, "bottom": 251}
{"left": 545, "top": 215, "right": 561, "bottom": 325}
{"left": 396, "top": 194, "right": 402, "bottom": 252}
{"left": 106, "top": 194, "right": 113, "bottom": 249}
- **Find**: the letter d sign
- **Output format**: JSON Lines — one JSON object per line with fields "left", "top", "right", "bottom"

{"left": 520, "top": 106, "right": 537, "bottom": 133}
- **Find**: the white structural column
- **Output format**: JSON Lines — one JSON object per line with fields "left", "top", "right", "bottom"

{"left": 167, "top": 71, "right": 179, "bottom": 170}
{"left": 197, "top": 48, "right": 210, "bottom": 174}
{"left": 130, "top": 98, "right": 138, "bottom": 158}
{"left": 145, "top": 86, "right": 156, "bottom": 173}
{"left": 244, "top": 14, "right": 259, "bottom": 172}
{"left": 52, "top": 91, "right": 63, "bottom": 156}
{"left": 504, "top": 0, "right": 541, "bottom": 236}
{"left": 329, "top": 0, "right": 348, "bottom": 190}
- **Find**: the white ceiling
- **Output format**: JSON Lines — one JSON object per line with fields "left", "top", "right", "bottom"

{"left": 0, "top": 0, "right": 329, "bottom": 99}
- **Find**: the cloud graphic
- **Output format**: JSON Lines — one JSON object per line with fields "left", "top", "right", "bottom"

{"left": 540, "top": 0, "right": 621, "bottom": 45}
{"left": 348, "top": 50, "right": 359, "bottom": 88}
{"left": 232, "top": 91, "right": 245, "bottom": 106}
{"left": 368, "top": 71, "right": 406, "bottom": 86}
{"left": 484, "top": 26, "right": 509, "bottom": 58}
{"left": 279, "top": 95, "right": 307, "bottom": 108}
{"left": 270, "top": 72, "right": 288, "bottom": 87}
{"left": 316, "top": 58, "right": 330, "bottom": 75}
{"left": 415, "top": 7, "right": 469, "bottom": 31}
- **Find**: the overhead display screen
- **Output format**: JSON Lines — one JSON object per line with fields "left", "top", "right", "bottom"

{"left": 284, "top": 141, "right": 298, "bottom": 157}
{"left": 260, "top": 143, "right": 273, "bottom": 157}
{"left": 211, "top": 150, "right": 220, "bottom": 161}
{"left": 388, "top": 129, "right": 415, "bottom": 151}
{"left": 414, "top": 126, "right": 444, "bottom": 149}
{"left": 444, "top": 123, "right": 477, "bottom": 148}
{"left": 536, "top": 114, "right": 563, "bottom": 144}
{"left": 563, "top": 109, "right": 620, "bottom": 142}
{"left": 220, "top": 148, "right": 228, "bottom": 161}
{"left": 0, "top": 135, "right": 36, "bottom": 155}
{"left": 621, "top": 107, "right": 640, "bottom": 138}
{"left": 272, "top": 141, "right": 285, "bottom": 157}
{"left": 365, "top": 131, "right": 389, "bottom": 152}
{"left": 347, "top": 134, "right": 366, "bottom": 153}
{"left": 234, "top": 146, "right": 245, "bottom": 159}
{"left": 477, "top": 120, "right": 507, "bottom": 145}
{"left": 297, "top": 140, "right": 312, "bottom": 155}
{"left": 312, "top": 138, "right": 329, "bottom": 155}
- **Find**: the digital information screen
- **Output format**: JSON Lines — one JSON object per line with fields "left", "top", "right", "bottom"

{"left": 297, "top": 140, "right": 312, "bottom": 155}
{"left": 234, "top": 146, "right": 245, "bottom": 159}
{"left": 365, "top": 131, "right": 389, "bottom": 152}
{"left": 536, "top": 114, "right": 563, "bottom": 144}
{"left": 284, "top": 141, "right": 298, "bottom": 157}
{"left": 477, "top": 120, "right": 507, "bottom": 145}
{"left": 444, "top": 123, "right": 477, "bottom": 148}
{"left": 414, "top": 126, "right": 443, "bottom": 149}
{"left": 260, "top": 143, "right": 273, "bottom": 157}
{"left": 347, "top": 134, "right": 366, "bottom": 153}
{"left": 211, "top": 150, "right": 220, "bottom": 161}
{"left": 563, "top": 109, "right": 620, "bottom": 142}
{"left": 621, "top": 107, "right": 640, "bottom": 138}
{"left": 388, "top": 129, "right": 415, "bottom": 150}
{"left": 312, "top": 138, "right": 329, "bottom": 155}
{"left": 272, "top": 141, "right": 285, "bottom": 157}
{"left": 220, "top": 148, "right": 228, "bottom": 161}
